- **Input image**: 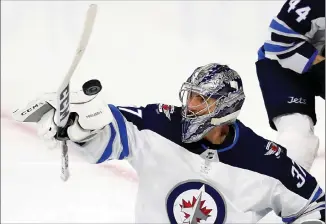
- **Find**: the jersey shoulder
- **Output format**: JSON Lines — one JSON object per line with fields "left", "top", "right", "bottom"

{"left": 114, "top": 103, "right": 183, "bottom": 145}
{"left": 219, "top": 120, "right": 319, "bottom": 200}
{"left": 276, "top": 0, "right": 325, "bottom": 35}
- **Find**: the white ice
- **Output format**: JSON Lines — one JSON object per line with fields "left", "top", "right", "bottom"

{"left": 1, "top": 1, "right": 324, "bottom": 223}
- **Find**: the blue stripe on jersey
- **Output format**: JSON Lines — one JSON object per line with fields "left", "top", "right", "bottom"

{"left": 312, "top": 187, "right": 324, "bottom": 203}
{"left": 264, "top": 42, "right": 293, "bottom": 53}
{"left": 270, "top": 19, "right": 299, "bottom": 36}
{"left": 282, "top": 201, "right": 325, "bottom": 223}
{"left": 310, "top": 203, "right": 325, "bottom": 213}
{"left": 317, "top": 203, "right": 326, "bottom": 211}
{"left": 257, "top": 46, "right": 266, "bottom": 60}
{"left": 108, "top": 104, "right": 130, "bottom": 160}
{"left": 303, "top": 49, "right": 319, "bottom": 73}
{"left": 282, "top": 215, "right": 297, "bottom": 223}
{"left": 281, "top": 183, "right": 324, "bottom": 223}
{"left": 96, "top": 123, "right": 116, "bottom": 163}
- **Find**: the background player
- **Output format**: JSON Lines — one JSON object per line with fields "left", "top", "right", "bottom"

{"left": 255, "top": 0, "right": 325, "bottom": 170}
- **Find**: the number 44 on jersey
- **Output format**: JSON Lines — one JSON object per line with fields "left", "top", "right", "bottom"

{"left": 287, "top": 0, "right": 311, "bottom": 23}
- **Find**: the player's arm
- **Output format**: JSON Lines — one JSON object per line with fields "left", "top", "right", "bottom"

{"left": 221, "top": 129, "right": 325, "bottom": 223}
{"left": 271, "top": 159, "right": 324, "bottom": 223}
{"left": 64, "top": 104, "right": 145, "bottom": 164}
{"left": 263, "top": 0, "right": 325, "bottom": 74}
{"left": 254, "top": 140, "right": 325, "bottom": 223}
{"left": 54, "top": 103, "right": 174, "bottom": 164}
{"left": 13, "top": 91, "right": 148, "bottom": 164}
{"left": 66, "top": 102, "right": 167, "bottom": 164}
{"left": 58, "top": 103, "right": 178, "bottom": 164}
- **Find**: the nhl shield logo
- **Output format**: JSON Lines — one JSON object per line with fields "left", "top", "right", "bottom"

{"left": 166, "top": 180, "right": 226, "bottom": 224}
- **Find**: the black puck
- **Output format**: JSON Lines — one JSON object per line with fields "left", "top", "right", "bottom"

{"left": 82, "top": 79, "right": 102, "bottom": 96}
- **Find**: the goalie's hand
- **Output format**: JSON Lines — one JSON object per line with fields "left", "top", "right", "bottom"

{"left": 14, "top": 91, "right": 114, "bottom": 148}
{"left": 42, "top": 96, "right": 112, "bottom": 144}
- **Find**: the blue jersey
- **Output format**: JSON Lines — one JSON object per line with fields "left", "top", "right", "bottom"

{"left": 258, "top": 0, "right": 325, "bottom": 74}
{"left": 71, "top": 103, "right": 325, "bottom": 223}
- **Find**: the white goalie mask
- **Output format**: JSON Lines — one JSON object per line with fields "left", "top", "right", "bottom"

{"left": 179, "top": 63, "right": 245, "bottom": 143}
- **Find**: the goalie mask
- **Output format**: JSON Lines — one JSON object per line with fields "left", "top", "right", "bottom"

{"left": 179, "top": 63, "right": 245, "bottom": 143}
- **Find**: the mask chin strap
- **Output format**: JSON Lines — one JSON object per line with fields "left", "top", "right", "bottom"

{"left": 211, "top": 110, "right": 240, "bottom": 125}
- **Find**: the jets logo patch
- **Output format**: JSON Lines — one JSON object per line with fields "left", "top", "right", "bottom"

{"left": 158, "top": 104, "right": 174, "bottom": 120}
{"left": 166, "top": 180, "right": 226, "bottom": 224}
{"left": 265, "top": 141, "right": 282, "bottom": 159}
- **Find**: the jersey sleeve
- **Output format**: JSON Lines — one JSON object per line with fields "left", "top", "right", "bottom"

{"left": 268, "top": 154, "right": 325, "bottom": 223}
{"left": 69, "top": 103, "right": 180, "bottom": 165}
{"left": 220, "top": 121, "right": 325, "bottom": 223}
{"left": 67, "top": 104, "right": 149, "bottom": 164}
{"left": 90, "top": 104, "right": 156, "bottom": 163}
{"left": 253, "top": 139, "right": 325, "bottom": 223}
{"left": 261, "top": 0, "right": 325, "bottom": 74}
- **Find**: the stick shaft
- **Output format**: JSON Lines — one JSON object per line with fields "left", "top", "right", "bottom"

{"left": 57, "top": 5, "right": 98, "bottom": 181}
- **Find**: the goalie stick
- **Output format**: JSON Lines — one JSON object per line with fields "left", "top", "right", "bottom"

{"left": 56, "top": 4, "right": 98, "bottom": 181}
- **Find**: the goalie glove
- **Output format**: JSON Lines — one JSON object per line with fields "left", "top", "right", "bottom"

{"left": 13, "top": 91, "right": 114, "bottom": 147}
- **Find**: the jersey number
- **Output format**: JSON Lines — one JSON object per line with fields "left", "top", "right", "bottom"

{"left": 287, "top": 0, "right": 311, "bottom": 23}
{"left": 118, "top": 107, "right": 142, "bottom": 118}
{"left": 291, "top": 160, "right": 306, "bottom": 188}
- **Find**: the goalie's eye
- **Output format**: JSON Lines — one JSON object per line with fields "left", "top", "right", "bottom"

{"left": 189, "top": 92, "right": 208, "bottom": 103}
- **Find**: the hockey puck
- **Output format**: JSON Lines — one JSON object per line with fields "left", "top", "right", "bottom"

{"left": 82, "top": 79, "right": 102, "bottom": 96}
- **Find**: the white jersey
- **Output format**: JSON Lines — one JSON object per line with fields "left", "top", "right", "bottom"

{"left": 70, "top": 103, "right": 325, "bottom": 223}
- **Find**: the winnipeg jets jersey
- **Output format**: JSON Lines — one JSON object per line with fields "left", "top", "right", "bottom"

{"left": 258, "top": 0, "right": 325, "bottom": 74}
{"left": 71, "top": 103, "right": 325, "bottom": 223}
